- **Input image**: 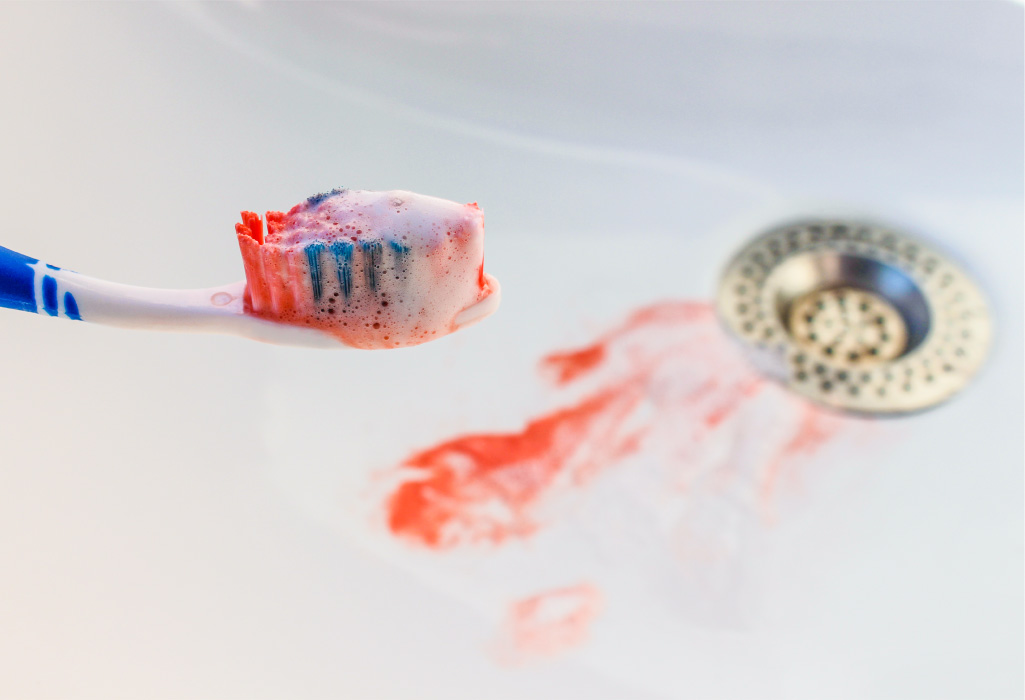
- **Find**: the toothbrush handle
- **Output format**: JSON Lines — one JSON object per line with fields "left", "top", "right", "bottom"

{"left": 0, "top": 245, "right": 82, "bottom": 318}
{"left": 0, "top": 244, "right": 243, "bottom": 329}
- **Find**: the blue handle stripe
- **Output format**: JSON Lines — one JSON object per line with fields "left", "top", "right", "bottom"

{"left": 64, "top": 291, "right": 81, "bottom": 320}
{"left": 42, "top": 275, "right": 59, "bottom": 316}
{"left": 0, "top": 244, "right": 82, "bottom": 320}
{"left": 0, "top": 245, "right": 39, "bottom": 313}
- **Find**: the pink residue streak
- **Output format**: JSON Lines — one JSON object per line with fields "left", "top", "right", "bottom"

{"left": 760, "top": 404, "right": 845, "bottom": 506}
{"left": 385, "top": 300, "right": 856, "bottom": 550}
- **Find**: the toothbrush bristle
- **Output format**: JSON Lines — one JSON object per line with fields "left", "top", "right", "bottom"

{"left": 304, "top": 187, "right": 348, "bottom": 209}
{"left": 235, "top": 211, "right": 263, "bottom": 244}
{"left": 235, "top": 189, "right": 496, "bottom": 349}
{"left": 266, "top": 210, "right": 286, "bottom": 237}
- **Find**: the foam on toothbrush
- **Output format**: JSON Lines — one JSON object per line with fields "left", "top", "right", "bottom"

{"left": 235, "top": 188, "right": 498, "bottom": 349}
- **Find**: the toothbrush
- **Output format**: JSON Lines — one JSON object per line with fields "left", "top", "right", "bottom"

{"left": 0, "top": 188, "right": 501, "bottom": 349}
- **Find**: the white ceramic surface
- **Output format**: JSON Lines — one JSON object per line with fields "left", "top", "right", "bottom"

{"left": 1, "top": 3, "right": 1021, "bottom": 699}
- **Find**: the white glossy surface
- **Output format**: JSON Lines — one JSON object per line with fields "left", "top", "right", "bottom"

{"left": 0, "top": 3, "right": 1021, "bottom": 699}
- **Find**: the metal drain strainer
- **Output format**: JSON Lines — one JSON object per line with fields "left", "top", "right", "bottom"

{"left": 717, "top": 219, "right": 992, "bottom": 415}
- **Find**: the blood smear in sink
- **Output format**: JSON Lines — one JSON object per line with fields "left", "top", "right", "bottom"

{"left": 385, "top": 300, "right": 854, "bottom": 549}
{"left": 386, "top": 384, "right": 645, "bottom": 548}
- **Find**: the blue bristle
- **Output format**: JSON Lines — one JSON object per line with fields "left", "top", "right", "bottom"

{"left": 360, "top": 240, "right": 383, "bottom": 293}
{"left": 305, "top": 243, "right": 326, "bottom": 301}
{"left": 389, "top": 241, "right": 410, "bottom": 286}
{"left": 305, "top": 187, "right": 348, "bottom": 208}
{"left": 330, "top": 241, "right": 354, "bottom": 299}
{"left": 388, "top": 240, "right": 411, "bottom": 258}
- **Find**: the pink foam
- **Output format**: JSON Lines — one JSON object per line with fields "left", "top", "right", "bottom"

{"left": 236, "top": 189, "right": 495, "bottom": 349}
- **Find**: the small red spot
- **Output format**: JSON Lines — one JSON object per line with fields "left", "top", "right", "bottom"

{"left": 498, "top": 584, "right": 602, "bottom": 663}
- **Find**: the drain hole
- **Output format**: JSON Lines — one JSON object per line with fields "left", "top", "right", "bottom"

{"left": 787, "top": 287, "right": 907, "bottom": 366}
{"left": 769, "top": 253, "right": 932, "bottom": 365}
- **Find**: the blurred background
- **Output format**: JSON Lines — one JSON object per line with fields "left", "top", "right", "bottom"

{"left": 0, "top": 2, "right": 1021, "bottom": 698}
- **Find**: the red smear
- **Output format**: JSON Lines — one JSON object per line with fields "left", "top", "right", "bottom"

{"left": 384, "top": 299, "right": 859, "bottom": 549}
{"left": 541, "top": 345, "right": 607, "bottom": 385}
{"left": 499, "top": 584, "right": 602, "bottom": 662}
{"left": 387, "top": 384, "right": 644, "bottom": 548}
{"left": 540, "top": 301, "right": 714, "bottom": 388}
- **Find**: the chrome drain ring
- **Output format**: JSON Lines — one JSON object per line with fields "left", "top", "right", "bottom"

{"left": 717, "top": 219, "right": 993, "bottom": 415}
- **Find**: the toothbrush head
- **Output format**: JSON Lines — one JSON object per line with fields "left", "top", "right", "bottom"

{"left": 235, "top": 188, "right": 500, "bottom": 349}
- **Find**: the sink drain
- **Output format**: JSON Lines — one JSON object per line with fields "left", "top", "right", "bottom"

{"left": 717, "top": 219, "right": 992, "bottom": 415}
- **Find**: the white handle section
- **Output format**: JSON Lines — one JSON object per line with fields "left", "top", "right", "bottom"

{"left": 50, "top": 269, "right": 340, "bottom": 348}
{"left": 55, "top": 269, "right": 244, "bottom": 330}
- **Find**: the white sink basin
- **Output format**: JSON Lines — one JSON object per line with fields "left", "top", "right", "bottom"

{"left": 0, "top": 3, "right": 1020, "bottom": 698}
